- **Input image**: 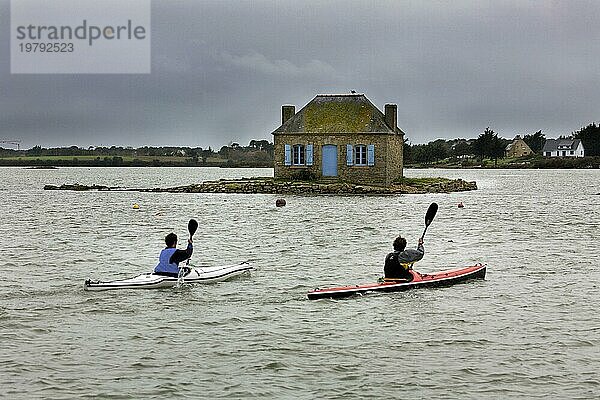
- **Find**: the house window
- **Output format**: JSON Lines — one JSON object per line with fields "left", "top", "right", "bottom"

{"left": 347, "top": 144, "right": 375, "bottom": 166}
{"left": 292, "top": 144, "right": 305, "bottom": 165}
{"left": 570, "top": 150, "right": 574, "bottom": 155}
{"left": 562, "top": 151, "right": 566, "bottom": 156}
{"left": 355, "top": 145, "right": 367, "bottom": 165}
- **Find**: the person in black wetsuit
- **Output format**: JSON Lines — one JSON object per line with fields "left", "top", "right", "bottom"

{"left": 384, "top": 235, "right": 424, "bottom": 281}
{"left": 153, "top": 233, "right": 193, "bottom": 277}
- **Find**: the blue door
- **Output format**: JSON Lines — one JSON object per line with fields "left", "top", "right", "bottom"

{"left": 322, "top": 145, "right": 338, "bottom": 177}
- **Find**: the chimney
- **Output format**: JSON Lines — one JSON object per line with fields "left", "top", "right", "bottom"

{"left": 282, "top": 105, "right": 295, "bottom": 125}
{"left": 385, "top": 104, "right": 397, "bottom": 130}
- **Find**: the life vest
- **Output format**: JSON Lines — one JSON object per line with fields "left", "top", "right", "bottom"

{"left": 384, "top": 251, "right": 414, "bottom": 280}
{"left": 154, "top": 247, "right": 179, "bottom": 274}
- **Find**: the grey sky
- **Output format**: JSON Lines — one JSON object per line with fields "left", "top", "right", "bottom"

{"left": 1, "top": 0, "right": 599, "bottom": 149}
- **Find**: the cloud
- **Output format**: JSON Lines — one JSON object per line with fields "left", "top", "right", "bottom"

{"left": 153, "top": 54, "right": 193, "bottom": 74}
{"left": 2, "top": 0, "right": 600, "bottom": 148}
{"left": 219, "top": 51, "right": 336, "bottom": 78}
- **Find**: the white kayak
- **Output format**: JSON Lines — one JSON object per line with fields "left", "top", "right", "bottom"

{"left": 84, "top": 262, "right": 253, "bottom": 291}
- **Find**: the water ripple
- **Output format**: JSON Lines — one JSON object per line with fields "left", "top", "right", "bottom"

{"left": 1, "top": 167, "right": 599, "bottom": 399}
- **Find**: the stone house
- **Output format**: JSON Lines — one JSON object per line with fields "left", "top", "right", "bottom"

{"left": 505, "top": 135, "right": 533, "bottom": 157}
{"left": 271, "top": 93, "right": 405, "bottom": 186}
{"left": 542, "top": 138, "right": 585, "bottom": 157}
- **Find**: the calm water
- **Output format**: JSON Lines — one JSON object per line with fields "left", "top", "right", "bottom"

{"left": 1, "top": 167, "right": 599, "bottom": 399}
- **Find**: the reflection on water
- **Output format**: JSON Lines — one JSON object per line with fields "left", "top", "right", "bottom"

{"left": 0, "top": 167, "right": 599, "bottom": 399}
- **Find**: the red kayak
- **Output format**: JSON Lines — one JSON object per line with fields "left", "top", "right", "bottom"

{"left": 307, "top": 264, "right": 486, "bottom": 300}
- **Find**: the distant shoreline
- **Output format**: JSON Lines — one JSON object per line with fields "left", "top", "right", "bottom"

{"left": 406, "top": 156, "right": 600, "bottom": 169}
{"left": 2, "top": 154, "right": 599, "bottom": 169}
{"left": 0, "top": 156, "right": 271, "bottom": 168}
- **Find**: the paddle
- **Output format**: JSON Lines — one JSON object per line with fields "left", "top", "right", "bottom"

{"left": 186, "top": 219, "right": 198, "bottom": 264}
{"left": 421, "top": 202, "right": 438, "bottom": 240}
{"left": 177, "top": 219, "right": 198, "bottom": 286}
{"left": 188, "top": 218, "right": 198, "bottom": 240}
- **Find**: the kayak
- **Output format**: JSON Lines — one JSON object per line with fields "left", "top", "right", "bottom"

{"left": 307, "top": 264, "right": 486, "bottom": 300}
{"left": 84, "top": 262, "right": 253, "bottom": 291}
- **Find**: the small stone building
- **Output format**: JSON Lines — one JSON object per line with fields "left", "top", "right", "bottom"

{"left": 271, "top": 93, "right": 405, "bottom": 187}
{"left": 505, "top": 135, "right": 533, "bottom": 157}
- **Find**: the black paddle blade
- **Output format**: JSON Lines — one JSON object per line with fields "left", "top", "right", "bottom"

{"left": 188, "top": 219, "right": 198, "bottom": 238}
{"left": 425, "top": 203, "right": 438, "bottom": 227}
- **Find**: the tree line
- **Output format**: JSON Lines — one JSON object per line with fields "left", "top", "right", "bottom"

{"left": 3, "top": 122, "right": 599, "bottom": 167}
{"left": 404, "top": 123, "right": 600, "bottom": 165}
{"left": 0, "top": 140, "right": 275, "bottom": 167}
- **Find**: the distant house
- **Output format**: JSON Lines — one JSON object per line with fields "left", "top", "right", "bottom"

{"left": 542, "top": 138, "right": 585, "bottom": 157}
{"left": 271, "top": 93, "right": 405, "bottom": 186}
{"left": 505, "top": 135, "right": 533, "bottom": 157}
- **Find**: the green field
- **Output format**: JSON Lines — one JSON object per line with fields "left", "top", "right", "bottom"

{"left": 0, "top": 155, "right": 228, "bottom": 162}
{"left": 0, "top": 154, "right": 239, "bottom": 167}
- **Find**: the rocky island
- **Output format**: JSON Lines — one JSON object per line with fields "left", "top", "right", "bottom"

{"left": 44, "top": 176, "right": 476, "bottom": 195}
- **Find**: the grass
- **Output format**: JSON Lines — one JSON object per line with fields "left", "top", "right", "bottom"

{"left": 406, "top": 154, "right": 539, "bottom": 168}
{"left": 304, "top": 101, "right": 372, "bottom": 133}
{"left": 0, "top": 155, "right": 227, "bottom": 164}
{"left": 394, "top": 176, "right": 455, "bottom": 186}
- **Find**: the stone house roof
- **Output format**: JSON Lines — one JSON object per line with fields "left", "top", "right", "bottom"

{"left": 271, "top": 94, "right": 404, "bottom": 135}
{"left": 505, "top": 135, "right": 519, "bottom": 151}
{"left": 505, "top": 135, "right": 532, "bottom": 153}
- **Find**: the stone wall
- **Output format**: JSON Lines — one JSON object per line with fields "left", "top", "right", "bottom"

{"left": 506, "top": 139, "right": 533, "bottom": 157}
{"left": 44, "top": 177, "right": 477, "bottom": 195}
{"left": 273, "top": 132, "right": 403, "bottom": 186}
{"left": 385, "top": 133, "right": 404, "bottom": 185}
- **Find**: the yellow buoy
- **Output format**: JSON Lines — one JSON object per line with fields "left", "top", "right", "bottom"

{"left": 133, "top": 203, "right": 140, "bottom": 209}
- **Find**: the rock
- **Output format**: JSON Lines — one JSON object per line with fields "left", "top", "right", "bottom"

{"left": 43, "top": 183, "right": 112, "bottom": 191}
{"left": 43, "top": 177, "right": 477, "bottom": 195}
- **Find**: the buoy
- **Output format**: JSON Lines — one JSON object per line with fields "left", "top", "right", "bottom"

{"left": 276, "top": 198, "right": 286, "bottom": 207}
{"left": 133, "top": 203, "right": 140, "bottom": 209}
{"left": 458, "top": 202, "right": 464, "bottom": 208}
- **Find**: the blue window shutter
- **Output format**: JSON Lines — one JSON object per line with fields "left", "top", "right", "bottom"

{"left": 306, "top": 144, "right": 313, "bottom": 166}
{"left": 346, "top": 144, "right": 354, "bottom": 166}
{"left": 284, "top": 144, "right": 291, "bottom": 166}
{"left": 367, "top": 144, "right": 375, "bottom": 166}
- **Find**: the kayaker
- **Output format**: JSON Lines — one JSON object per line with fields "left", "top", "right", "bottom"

{"left": 384, "top": 235, "right": 424, "bottom": 281}
{"left": 153, "top": 233, "right": 193, "bottom": 277}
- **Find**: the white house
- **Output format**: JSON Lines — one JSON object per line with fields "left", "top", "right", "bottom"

{"left": 542, "top": 138, "right": 585, "bottom": 157}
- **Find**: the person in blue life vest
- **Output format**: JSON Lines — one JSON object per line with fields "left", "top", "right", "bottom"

{"left": 153, "top": 233, "right": 193, "bottom": 277}
{"left": 384, "top": 235, "right": 424, "bottom": 281}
